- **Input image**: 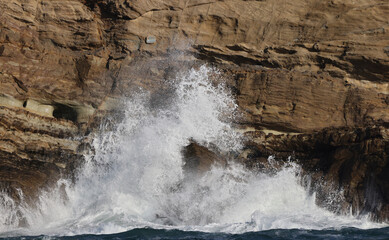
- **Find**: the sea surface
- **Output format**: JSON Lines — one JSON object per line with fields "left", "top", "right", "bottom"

{"left": 0, "top": 66, "right": 388, "bottom": 240}
{"left": 2, "top": 227, "right": 389, "bottom": 240}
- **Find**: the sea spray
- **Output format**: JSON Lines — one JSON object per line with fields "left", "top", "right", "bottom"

{"left": 0, "top": 65, "right": 385, "bottom": 237}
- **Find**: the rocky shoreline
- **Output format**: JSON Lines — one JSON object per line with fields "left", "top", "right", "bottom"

{"left": 0, "top": 0, "right": 388, "bottom": 221}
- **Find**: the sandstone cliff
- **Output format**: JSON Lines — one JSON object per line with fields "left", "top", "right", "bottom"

{"left": 0, "top": 0, "right": 388, "bottom": 220}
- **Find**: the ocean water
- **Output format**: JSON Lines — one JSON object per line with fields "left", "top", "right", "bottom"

{"left": 1, "top": 227, "right": 389, "bottom": 240}
{"left": 0, "top": 66, "right": 387, "bottom": 240}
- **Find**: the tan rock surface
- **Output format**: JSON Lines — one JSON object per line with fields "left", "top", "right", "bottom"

{"left": 0, "top": 0, "right": 388, "bottom": 221}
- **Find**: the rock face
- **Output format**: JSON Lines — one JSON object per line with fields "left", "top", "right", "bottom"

{"left": 0, "top": 0, "right": 388, "bottom": 221}
{"left": 241, "top": 125, "right": 389, "bottom": 220}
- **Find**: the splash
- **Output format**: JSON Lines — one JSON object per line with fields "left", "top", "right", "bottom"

{"left": 0, "top": 66, "right": 385, "bottom": 237}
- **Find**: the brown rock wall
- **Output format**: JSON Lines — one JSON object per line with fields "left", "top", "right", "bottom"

{"left": 231, "top": 67, "right": 388, "bottom": 132}
{"left": 0, "top": 0, "right": 388, "bottom": 221}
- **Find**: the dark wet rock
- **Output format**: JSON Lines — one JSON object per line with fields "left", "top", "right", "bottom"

{"left": 182, "top": 142, "right": 226, "bottom": 177}
{"left": 242, "top": 126, "right": 389, "bottom": 221}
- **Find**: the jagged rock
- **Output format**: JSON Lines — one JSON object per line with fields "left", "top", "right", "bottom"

{"left": 0, "top": 0, "right": 388, "bottom": 221}
{"left": 182, "top": 142, "right": 226, "bottom": 177}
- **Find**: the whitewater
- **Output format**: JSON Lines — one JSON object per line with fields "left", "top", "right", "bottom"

{"left": 0, "top": 66, "right": 387, "bottom": 238}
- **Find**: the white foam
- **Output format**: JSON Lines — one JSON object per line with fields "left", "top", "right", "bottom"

{"left": 0, "top": 66, "right": 386, "bottom": 237}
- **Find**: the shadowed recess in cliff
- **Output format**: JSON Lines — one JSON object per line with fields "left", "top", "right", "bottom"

{"left": 52, "top": 104, "right": 78, "bottom": 123}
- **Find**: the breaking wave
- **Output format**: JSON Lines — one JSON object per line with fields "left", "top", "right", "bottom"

{"left": 0, "top": 66, "right": 385, "bottom": 237}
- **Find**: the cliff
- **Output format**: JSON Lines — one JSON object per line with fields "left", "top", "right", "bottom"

{"left": 0, "top": 0, "right": 388, "bottom": 220}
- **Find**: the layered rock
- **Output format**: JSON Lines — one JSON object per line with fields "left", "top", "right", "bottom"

{"left": 0, "top": 102, "right": 82, "bottom": 202}
{"left": 0, "top": 0, "right": 388, "bottom": 221}
{"left": 241, "top": 126, "right": 389, "bottom": 220}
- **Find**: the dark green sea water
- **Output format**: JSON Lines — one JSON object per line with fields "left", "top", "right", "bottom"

{"left": 2, "top": 227, "right": 389, "bottom": 240}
